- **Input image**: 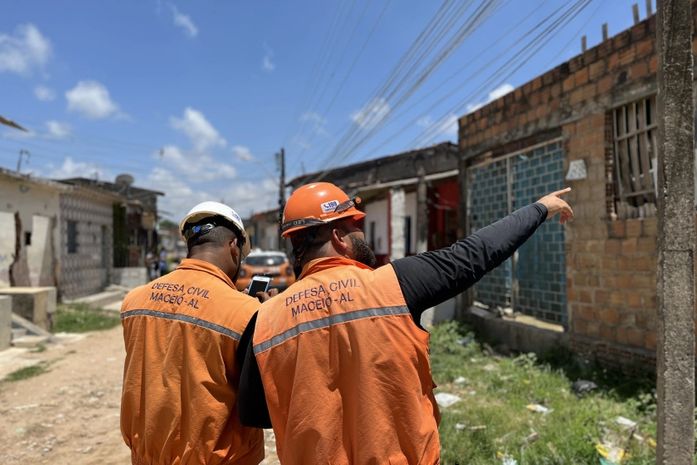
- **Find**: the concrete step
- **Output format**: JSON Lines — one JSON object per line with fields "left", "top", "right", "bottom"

{"left": 11, "top": 328, "right": 27, "bottom": 340}
{"left": 12, "top": 313, "right": 53, "bottom": 339}
{"left": 12, "top": 334, "right": 50, "bottom": 348}
{"left": 103, "top": 300, "right": 123, "bottom": 313}
{"left": 64, "top": 289, "right": 127, "bottom": 309}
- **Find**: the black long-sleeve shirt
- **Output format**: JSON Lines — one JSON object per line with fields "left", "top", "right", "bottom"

{"left": 236, "top": 202, "right": 548, "bottom": 427}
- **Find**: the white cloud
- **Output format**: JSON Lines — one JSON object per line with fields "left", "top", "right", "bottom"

{"left": 218, "top": 178, "right": 278, "bottom": 217}
{"left": 351, "top": 97, "right": 390, "bottom": 130}
{"left": 66, "top": 80, "right": 121, "bottom": 119}
{"left": 0, "top": 23, "right": 52, "bottom": 75}
{"left": 158, "top": 145, "right": 236, "bottom": 181}
{"left": 170, "top": 107, "right": 226, "bottom": 152}
{"left": 262, "top": 45, "right": 275, "bottom": 72}
{"left": 490, "top": 83, "right": 514, "bottom": 100}
{"left": 34, "top": 85, "right": 55, "bottom": 101}
{"left": 232, "top": 145, "right": 254, "bottom": 162}
{"left": 46, "top": 156, "right": 112, "bottom": 180}
{"left": 262, "top": 55, "right": 275, "bottom": 72}
{"left": 416, "top": 116, "right": 433, "bottom": 128}
{"left": 149, "top": 167, "right": 206, "bottom": 218}
{"left": 170, "top": 5, "right": 198, "bottom": 38}
{"left": 150, "top": 167, "right": 277, "bottom": 220}
{"left": 300, "top": 111, "right": 328, "bottom": 137}
{"left": 417, "top": 113, "right": 458, "bottom": 139}
{"left": 45, "top": 120, "right": 71, "bottom": 139}
{"left": 291, "top": 135, "right": 311, "bottom": 151}
{"left": 466, "top": 83, "right": 514, "bottom": 114}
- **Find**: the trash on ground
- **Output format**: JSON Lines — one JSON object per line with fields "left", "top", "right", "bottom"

{"left": 596, "top": 443, "right": 627, "bottom": 464}
{"left": 457, "top": 336, "right": 474, "bottom": 346}
{"left": 455, "top": 423, "right": 466, "bottom": 431}
{"left": 525, "top": 431, "right": 540, "bottom": 444}
{"left": 496, "top": 451, "right": 518, "bottom": 465}
{"left": 469, "top": 425, "right": 487, "bottom": 431}
{"left": 572, "top": 379, "right": 598, "bottom": 396}
{"left": 453, "top": 376, "right": 466, "bottom": 384}
{"left": 526, "top": 403, "right": 552, "bottom": 415}
{"left": 614, "top": 416, "right": 637, "bottom": 430}
{"left": 435, "top": 392, "right": 461, "bottom": 408}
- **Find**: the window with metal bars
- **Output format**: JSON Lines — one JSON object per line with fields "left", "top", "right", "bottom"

{"left": 612, "top": 95, "right": 657, "bottom": 218}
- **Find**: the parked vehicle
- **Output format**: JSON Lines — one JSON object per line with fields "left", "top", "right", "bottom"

{"left": 236, "top": 250, "right": 295, "bottom": 292}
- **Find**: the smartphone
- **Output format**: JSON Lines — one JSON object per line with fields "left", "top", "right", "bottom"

{"left": 248, "top": 275, "right": 271, "bottom": 296}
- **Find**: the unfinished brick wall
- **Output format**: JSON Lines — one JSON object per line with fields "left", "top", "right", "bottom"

{"left": 459, "top": 9, "right": 696, "bottom": 370}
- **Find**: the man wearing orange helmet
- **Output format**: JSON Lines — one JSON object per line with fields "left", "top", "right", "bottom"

{"left": 238, "top": 182, "right": 573, "bottom": 464}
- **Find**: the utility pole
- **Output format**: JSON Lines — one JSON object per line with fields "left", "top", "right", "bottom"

{"left": 276, "top": 148, "right": 286, "bottom": 250}
{"left": 656, "top": 0, "right": 695, "bottom": 463}
{"left": 16, "top": 149, "right": 29, "bottom": 173}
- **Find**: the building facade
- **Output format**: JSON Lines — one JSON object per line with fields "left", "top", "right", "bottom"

{"left": 289, "top": 143, "right": 461, "bottom": 266}
{"left": 0, "top": 170, "right": 162, "bottom": 299}
{"left": 457, "top": 7, "right": 695, "bottom": 369}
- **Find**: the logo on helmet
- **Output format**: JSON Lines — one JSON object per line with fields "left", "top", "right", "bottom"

{"left": 320, "top": 200, "right": 340, "bottom": 213}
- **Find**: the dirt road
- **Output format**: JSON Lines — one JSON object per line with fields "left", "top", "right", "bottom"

{"left": 0, "top": 326, "right": 279, "bottom": 465}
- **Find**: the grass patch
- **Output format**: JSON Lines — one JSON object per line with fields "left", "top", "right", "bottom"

{"left": 30, "top": 343, "right": 46, "bottom": 353}
{"left": 431, "top": 322, "right": 661, "bottom": 465}
{"left": 52, "top": 303, "right": 121, "bottom": 333}
{"left": 3, "top": 361, "right": 51, "bottom": 382}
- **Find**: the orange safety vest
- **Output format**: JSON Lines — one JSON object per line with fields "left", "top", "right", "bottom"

{"left": 253, "top": 256, "right": 441, "bottom": 465}
{"left": 121, "top": 258, "right": 263, "bottom": 465}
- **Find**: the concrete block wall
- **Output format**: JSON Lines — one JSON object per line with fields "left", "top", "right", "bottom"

{"left": 59, "top": 192, "right": 114, "bottom": 299}
{"left": 111, "top": 267, "right": 148, "bottom": 289}
{"left": 458, "top": 9, "right": 696, "bottom": 370}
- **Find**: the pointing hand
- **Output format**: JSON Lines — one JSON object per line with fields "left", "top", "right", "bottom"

{"left": 537, "top": 187, "right": 574, "bottom": 224}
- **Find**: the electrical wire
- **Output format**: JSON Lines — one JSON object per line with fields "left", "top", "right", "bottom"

{"left": 408, "top": 0, "right": 592, "bottom": 149}
{"left": 307, "top": 0, "right": 504, "bottom": 182}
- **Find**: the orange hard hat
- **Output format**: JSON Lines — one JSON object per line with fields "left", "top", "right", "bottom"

{"left": 281, "top": 182, "right": 365, "bottom": 237}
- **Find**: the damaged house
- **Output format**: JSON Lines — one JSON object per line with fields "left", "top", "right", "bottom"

{"left": 0, "top": 169, "right": 162, "bottom": 299}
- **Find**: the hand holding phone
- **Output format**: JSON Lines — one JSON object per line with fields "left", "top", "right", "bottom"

{"left": 248, "top": 275, "right": 271, "bottom": 296}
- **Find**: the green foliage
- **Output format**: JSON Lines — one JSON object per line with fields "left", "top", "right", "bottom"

{"left": 159, "top": 219, "right": 178, "bottom": 230}
{"left": 3, "top": 362, "right": 50, "bottom": 382}
{"left": 430, "top": 322, "right": 660, "bottom": 464}
{"left": 30, "top": 343, "right": 46, "bottom": 353}
{"left": 53, "top": 304, "right": 121, "bottom": 333}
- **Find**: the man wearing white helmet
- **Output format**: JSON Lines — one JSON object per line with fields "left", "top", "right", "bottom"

{"left": 120, "top": 201, "right": 268, "bottom": 465}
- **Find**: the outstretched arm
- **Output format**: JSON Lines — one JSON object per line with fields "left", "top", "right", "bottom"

{"left": 391, "top": 188, "right": 573, "bottom": 319}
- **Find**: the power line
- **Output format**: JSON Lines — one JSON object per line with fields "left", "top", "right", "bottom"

{"left": 292, "top": 0, "right": 392, "bottom": 166}
{"left": 408, "top": 0, "right": 592, "bottom": 149}
{"left": 308, "top": 0, "right": 504, "bottom": 182}
{"left": 364, "top": 0, "right": 574, "bottom": 153}
{"left": 279, "top": 1, "right": 353, "bottom": 149}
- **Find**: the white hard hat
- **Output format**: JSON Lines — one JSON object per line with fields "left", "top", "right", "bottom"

{"left": 179, "top": 201, "right": 251, "bottom": 258}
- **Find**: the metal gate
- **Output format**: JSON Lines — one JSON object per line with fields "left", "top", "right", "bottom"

{"left": 467, "top": 140, "right": 567, "bottom": 325}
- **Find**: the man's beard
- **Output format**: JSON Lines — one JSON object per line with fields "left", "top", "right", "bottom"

{"left": 350, "top": 235, "right": 377, "bottom": 268}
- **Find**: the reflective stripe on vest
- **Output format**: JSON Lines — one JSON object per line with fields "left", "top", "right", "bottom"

{"left": 120, "top": 258, "right": 263, "bottom": 465}
{"left": 253, "top": 304, "right": 408, "bottom": 354}
{"left": 122, "top": 308, "right": 242, "bottom": 341}
{"left": 253, "top": 257, "right": 440, "bottom": 465}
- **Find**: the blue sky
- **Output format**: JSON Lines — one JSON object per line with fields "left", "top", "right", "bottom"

{"left": 0, "top": 0, "right": 647, "bottom": 220}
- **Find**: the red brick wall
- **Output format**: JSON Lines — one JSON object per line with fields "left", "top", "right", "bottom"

{"left": 458, "top": 10, "right": 696, "bottom": 370}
